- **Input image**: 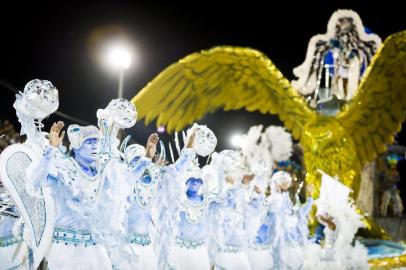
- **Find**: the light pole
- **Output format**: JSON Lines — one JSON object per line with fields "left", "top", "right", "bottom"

{"left": 106, "top": 44, "right": 132, "bottom": 98}
{"left": 118, "top": 68, "right": 124, "bottom": 98}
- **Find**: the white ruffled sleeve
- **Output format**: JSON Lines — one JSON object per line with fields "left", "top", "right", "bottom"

{"left": 25, "top": 145, "right": 60, "bottom": 196}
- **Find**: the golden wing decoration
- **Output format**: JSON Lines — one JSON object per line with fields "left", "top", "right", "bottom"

{"left": 337, "top": 30, "right": 406, "bottom": 166}
{"left": 131, "top": 47, "right": 315, "bottom": 139}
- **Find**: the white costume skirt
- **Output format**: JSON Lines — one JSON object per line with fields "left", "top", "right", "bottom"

{"left": 47, "top": 242, "right": 112, "bottom": 270}
{"left": 168, "top": 239, "right": 210, "bottom": 270}
{"left": 247, "top": 248, "right": 274, "bottom": 270}
{"left": 126, "top": 243, "right": 158, "bottom": 270}
{"left": 0, "top": 236, "right": 26, "bottom": 270}
{"left": 47, "top": 227, "right": 112, "bottom": 270}
{"left": 214, "top": 251, "right": 252, "bottom": 270}
{"left": 278, "top": 244, "right": 304, "bottom": 270}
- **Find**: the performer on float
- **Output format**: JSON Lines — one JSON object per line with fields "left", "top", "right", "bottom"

{"left": 304, "top": 172, "right": 369, "bottom": 270}
{"left": 377, "top": 144, "right": 405, "bottom": 217}
{"left": 292, "top": 10, "right": 382, "bottom": 103}
{"left": 208, "top": 150, "right": 252, "bottom": 270}
{"left": 156, "top": 124, "right": 218, "bottom": 270}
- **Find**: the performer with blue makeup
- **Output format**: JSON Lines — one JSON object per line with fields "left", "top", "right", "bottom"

{"left": 156, "top": 125, "right": 219, "bottom": 270}
{"left": 24, "top": 101, "right": 153, "bottom": 269}
{"left": 25, "top": 122, "right": 113, "bottom": 270}
{"left": 120, "top": 139, "right": 161, "bottom": 270}
{"left": 208, "top": 150, "right": 252, "bottom": 270}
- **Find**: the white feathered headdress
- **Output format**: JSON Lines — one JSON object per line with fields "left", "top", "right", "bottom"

{"left": 261, "top": 126, "right": 293, "bottom": 162}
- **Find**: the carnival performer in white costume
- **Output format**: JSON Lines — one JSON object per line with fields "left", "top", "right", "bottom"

{"left": 304, "top": 173, "right": 369, "bottom": 270}
{"left": 267, "top": 171, "right": 312, "bottom": 270}
{"left": 92, "top": 98, "right": 159, "bottom": 269}
{"left": 156, "top": 124, "right": 218, "bottom": 270}
{"left": 235, "top": 125, "right": 294, "bottom": 270}
{"left": 25, "top": 113, "right": 152, "bottom": 270}
{"left": 208, "top": 150, "right": 252, "bottom": 270}
{"left": 121, "top": 139, "right": 161, "bottom": 270}
{"left": 244, "top": 185, "right": 274, "bottom": 270}
{"left": 96, "top": 98, "right": 161, "bottom": 270}
{"left": 26, "top": 122, "right": 113, "bottom": 270}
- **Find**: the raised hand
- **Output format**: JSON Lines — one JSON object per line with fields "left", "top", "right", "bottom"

{"left": 154, "top": 155, "right": 168, "bottom": 166}
{"left": 305, "top": 183, "right": 314, "bottom": 195}
{"left": 186, "top": 129, "right": 196, "bottom": 148}
{"left": 317, "top": 213, "right": 336, "bottom": 231}
{"left": 49, "top": 121, "right": 65, "bottom": 147}
{"left": 254, "top": 185, "right": 262, "bottom": 194}
{"left": 145, "top": 133, "right": 159, "bottom": 158}
{"left": 242, "top": 174, "right": 255, "bottom": 185}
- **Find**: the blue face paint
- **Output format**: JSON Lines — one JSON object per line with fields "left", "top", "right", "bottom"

{"left": 72, "top": 138, "right": 99, "bottom": 175}
{"left": 130, "top": 156, "right": 141, "bottom": 167}
{"left": 186, "top": 177, "right": 203, "bottom": 200}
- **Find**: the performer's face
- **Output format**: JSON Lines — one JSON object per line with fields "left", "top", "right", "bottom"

{"left": 278, "top": 181, "right": 291, "bottom": 191}
{"left": 75, "top": 138, "right": 99, "bottom": 163}
{"left": 186, "top": 178, "right": 203, "bottom": 193}
{"left": 130, "top": 156, "right": 141, "bottom": 166}
{"left": 338, "top": 18, "right": 352, "bottom": 34}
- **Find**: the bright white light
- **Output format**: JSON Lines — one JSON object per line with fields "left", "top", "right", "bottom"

{"left": 106, "top": 44, "right": 132, "bottom": 69}
{"left": 230, "top": 133, "right": 243, "bottom": 148}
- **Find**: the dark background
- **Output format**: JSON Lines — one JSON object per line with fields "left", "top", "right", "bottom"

{"left": 0, "top": 1, "right": 405, "bottom": 203}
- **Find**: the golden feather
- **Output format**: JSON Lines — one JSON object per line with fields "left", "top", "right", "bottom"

{"left": 337, "top": 30, "right": 406, "bottom": 166}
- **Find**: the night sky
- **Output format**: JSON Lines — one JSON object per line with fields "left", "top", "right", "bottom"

{"left": 0, "top": 1, "right": 405, "bottom": 197}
